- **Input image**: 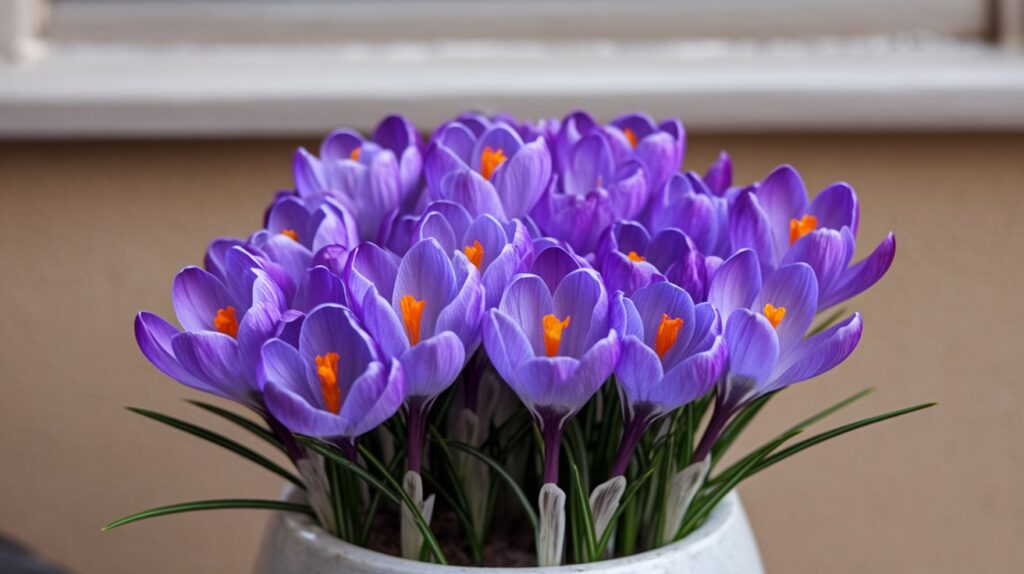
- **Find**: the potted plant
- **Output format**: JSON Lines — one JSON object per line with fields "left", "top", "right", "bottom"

{"left": 113, "top": 111, "right": 930, "bottom": 572}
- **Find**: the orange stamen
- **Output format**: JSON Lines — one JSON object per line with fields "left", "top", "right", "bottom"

{"left": 463, "top": 240, "right": 484, "bottom": 270}
{"left": 789, "top": 214, "right": 818, "bottom": 245}
{"left": 542, "top": 314, "right": 571, "bottom": 357}
{"left": 626, "top": 250, "right": 646, "bottom": 262}
{"left": 315, "top": 352, "right": 342, "bottom": 414}
{"left": 400, "top": 294, "right": 426, "bottom": 346}
{"left": 349, "top": 147, "right": 362, "bottom": 161}
{"left": 763, "top": 304, "right": 786, "bottom": 329}
{"left": 280, "top": 228, "right": 299, "bottom": 242}
{"left": 622, "top": 127, "right": 638, "bottom": 149}
{"left": 480, "top": 147, "right": 508, "bottom": 180}
{"left": 213, "top": 306, "right": 239, "bottom": 338}
{"left": 654, "top": 313, "right": 684, "bottom": 358}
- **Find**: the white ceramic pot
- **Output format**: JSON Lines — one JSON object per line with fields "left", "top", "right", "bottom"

{"left": 255, "top": 486, "right": 764, "bottom": 574}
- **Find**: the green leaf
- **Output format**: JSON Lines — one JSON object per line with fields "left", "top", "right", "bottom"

{"left": 127, "top": 407, "right": 303, "bottom": 488}
{"left": 566, "top": 450, "right": 597, "bottom": 562}
{"left": 749, "top": 402, "right": 936, "bottom": 477}
{"left": 186, "top": 399, "right": 285, "bottom": 454}
{"left": 446, "top": 440, "right": 540, "bottom": 535}
{"left": 594, "top": 452, "right": 660, "bottom": 556}
{"left": 809, "top": 306, "right": 848, "bottom": 336}
{"left": 296, "top": 437, "right": 400, "bottom": 507}
{"left": 103, "top": 499, "right": 313, "bottom": 531}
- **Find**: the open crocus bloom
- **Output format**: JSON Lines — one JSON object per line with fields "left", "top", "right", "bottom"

{"left": 321, "top": 114, "right": 424, "bottom": 200}
{"left": 260, "top": 304, "right": 405, "bottom": 440}
{"left": 645, "top": 171, "right": 734, "bottom": 260}
{"left": 425, "top": 121, "right": 552, "bottom": 220}
{"left": 607, "top": 113, "right": 686, "bottom": 194}
{"left": 729, "top": 164, "right": 896, "bottom": 309}
{"left": 596, "top": 221, "right": 714, "bottom": 299}
{"left": 135, "top": 264, "right": 286, "bottom": 409}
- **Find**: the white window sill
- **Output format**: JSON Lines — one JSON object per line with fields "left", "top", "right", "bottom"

{"left": 1, "top": 37, "right": 1023, "bottom": 138}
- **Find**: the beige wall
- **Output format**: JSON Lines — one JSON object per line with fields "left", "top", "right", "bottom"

{"left": 1, "top": 134, "right": 1021, "bottom": 573}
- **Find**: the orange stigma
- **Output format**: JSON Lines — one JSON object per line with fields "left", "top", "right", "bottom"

{"left": 763, "top": 304, "right": 786, "bottom": 329}
{"left": 349, "top": 147, "right": 362, "bottom": 161}
{"left": 213, "top": 306, "right": 239, "bottom": 338}
{"left": 315, "top": 352, "right": 342, "bottom": 414}
{"left": 654, "top": 313, "right": 684, "bottom": 358}
{"left": 622, "top": 127, "right": 638, "bottom": 149}
{"left": 626, "top": 250, "right": 646, "bottom": 262}
{"left": 463, "top": 240, "right": 484, "bottom": 270}
{"left": 789, "top": 214, "right": 818, "bottom": 245}
{"left": 480, "top": 147, "right": 508, "bottom": 180}
{"left": 400, "top": 295, "right": 426, "bottom": 346}
{"left": 280, "top": 228, "right": 299, "bottom": 242}
{"left": 542, "top": 314, "right": 571, "bottom": 357}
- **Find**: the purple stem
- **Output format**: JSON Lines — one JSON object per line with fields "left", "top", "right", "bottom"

{"left": 406, "top": 402, "right": 429, "bottom": 473}
{"left": 609, "top": 415, "right": 650, "bottom": 478}
{"left": 542, "top": 420, "right": 563, "bottom": 485}
{"left": 264, "top": 413, "right": 305, "bottom": 462}
{"left": 334, "top": 436, "right": 358, "bottom": 462}
{"left": 691, "top": 404, "right": 730, "bottom": 464}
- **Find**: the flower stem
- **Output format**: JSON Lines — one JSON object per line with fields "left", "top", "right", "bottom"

{"left": 542, "top": 420, "right": 563, "bottom": 485}
{"left": 692, "top": 404, "right": 729, "bottom": 464}
{"left": 609, "top": 416, "right": 649, "bottom": 478}
{"left": 407, "top": 402, "right": 429, "bottom": 473}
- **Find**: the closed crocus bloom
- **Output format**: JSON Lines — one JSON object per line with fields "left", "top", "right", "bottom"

{"left": 135, "top": 264, "right": 286, "bottom": 409}
{"left": 596, "top": 221, "right": 714, "bottom": 300}
{"left": 729, "top": 164, "right": 895, "bottom": 309}
{"left": 261, "top": 304, "right": 405, "bottom": 444}
{"left": 646, "top": 172, "right": 733, "bottom": 259}
{"left": 482, "top": 267, "right": 621, "bottom": 483}
{"left": 695, "top": 254, "right": 863, "bottom": 461}
{"left": 610, "top": 282, "right": 726, "bottom": 476}
{"left": 608, "top": 113, "right": 686, "bottom": 194}
{"left": 424, "top": 121, "right": 552, "bottom": 220}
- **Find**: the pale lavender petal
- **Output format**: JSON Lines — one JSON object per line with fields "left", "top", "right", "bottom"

{"left": 616, "top": 336, "right": 664, "bottom": 408}
{"left": 472, "top": 124, "right": 525, "bottom": 172}
{"left": 493, "top": 137, "right": 552, "bottom": 218}
{"left": 172, "top": 266, "right": 233, "bottom": 332}
{"left": 707, "top": 249, "right": 762, "bottom": 321}
{"left": 171, "top": 331, "right": 253, "bottom": 404}
{"left": 498, "top": 273, "right": 554, "bottom": 356}
{"left": 435, "top": 252, "right": 485, "bottom": 349}
{"left": 437, "top": 169, "right": 507, "bottom": 220}
{"left": 399, "top": 331, "right": 465, "bottom": 399}
{"left": 730, "top": 191, "right": 778, "bottom": 272}
{"left": 807, "top": 183, "right": 859, "bottom": 235}
{"left": 135, "top": 312, "right": 219, "bottom": 396}
{"left": 293, "top": 148, "right": 326, "bottom": 198}
{"left": 293, "top": 266, "right": 346, "bottom": 312}
{"left": 820, "top": 232, "right": 896, "bottom": 309}
{"left": 360, "top": 287, "right": 409, "bottom": 359}
{"left": 344, "top": 242, "right": 399, "bottom": 312}
{"left": 393, "top": 239, "right": 457, "bottom": 338}
{"left": 260, "top": 338, "right": 317, "bottom": 406}
{"left": 552, "top": 269, "right": 608, "bottom": 358}
{"left": 340, "top": 358, "right": 406, "bottom": 437}
{"left": 628, "top": 282, "right": 695, "bottom": 367}
{"left": 704, "top": 151, "right": 732, "bottom": 196}
{"left": 320, "top": 128, "right": 364, "bottom": 163}
{"left": 651, "top": 336, "right": 726, "bottom": 411}
{"left": 757, "top": 165, "right": 808, "bottom": 257}
{"left": 755, "top": 263, "right": 819, "bottom": 353}
{"left": 482, "top": 309, "right": 536, "bottom": 389}
{"left": 530, "top": 245, "right": 583, "bottom": 293}
{"left": 724, "top": 309, "right": 779, "bottom": 385}
{"left": 298, "top": 304, "right": 378, "bottom": 391}
{"left": 781, "top": 228, "right": 852, "bottom": 302}
{"left": 770, "top": 313, "right": 863, "bottom": 391}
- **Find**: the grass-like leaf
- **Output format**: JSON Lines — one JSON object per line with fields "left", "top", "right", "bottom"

{"left": 102, "top": 499, "right": 314, "bottom": 531}
{"left": 447, "top": 440, "right": 540, "bottom": 535}
{"left": 186, "top": 399, "right": 285, "bottom": 454}
{"left": 594, "top": 452, "right": 660, "bottom": 556}
{"left": 565, "top": 450, "right": 597, "bottom": 562}
{"left": 127, "top": 407, "right": 303, "bottom": 488}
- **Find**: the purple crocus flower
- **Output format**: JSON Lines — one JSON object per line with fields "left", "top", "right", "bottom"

{"left": 595, "top": 221, "right": 714, "bottom": 300}
{"left": 607, "top": 113, "right": 686, "bottom": 194}
{"left": 694, "top": 251, "right": 864, "bottom": 461}
{"left": 293, "top": 118, "right": 416, "bottom": 243}
{"left": 424, "top": 119, "right": 552, "bottom": 220}
{"left": 134, "top": 260, "right": 286, "bottom": 409}
{"left": 729, "top": 164, "right": 895, "bottom": 309}
{"left": 482, "top": 264, "right": 621, "bottom": 483}
{"left": 260, "top": 304, "right": 405, "bottom": 448}
{"left": 610, "top": 282, "right": 726, "bottom": 476}
{"left": 645, "top": 172, "right": 733, "bottom": 259}
{"left": 345, "top": 238, "right": 485, "bottom": 471}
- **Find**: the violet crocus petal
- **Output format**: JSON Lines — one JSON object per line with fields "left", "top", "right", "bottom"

{"left": 481, "top": 244, "right": 522, "bottom": 309}
{"left": 613, "top": 221, "right": 653, "bottom": 256}
{"left": 472, "top": 124, "right": 526, "bottom": 172}
{"left": 260, "top": 338, "right": 316, "bottom": 405}
{"left": 361, "top": 287, "right": 409, "bottom": 359}
{"left": 664, "top": 253, "right": 708, "bottom": 303}
{"left": 344, "top": 242, "right": 399, "bottom": 313}
{"left": 652, "top": 335, "right": 727, "bottom": 412}
{"left": 393, "top": 239, "right": 457, "bottom": 338}
{"left": 512, "top": 356, "right": 579, "bottom": 418}
{"left": 607, "top": 161, "right": 649, "bottom": 220}
{"left": 554, "top": 110, "right": 599, "bottom": 170}
{"left": 320, "top": 128, "right": 364, "bottom": 163}
{"left": 552, "top": 269, "right": 609, "bottom": 358}
{"left": 617, "top": 295, "right": 644, "bottom": 339}
{"left": 293, "top": 266, "right": 346, "bottom": 312}
{"left": 374, "top": 115, "right": 418, "bottom": 155}
{"left": 172, "top": 266, "right": 234, "bottom": 332}
{"left": 275, "top": 310, "right": 304, "bottom": 348}
{"left": 644, "top": 228, "right": 691, "bottom": 272}
{"left": 629, "top": 282, "right": 696, "bottom": 367}
{"left": 260, "top": 234, "right": 313, "bottom": 287}
{"left": 724, "top": 309, "right": 779, "bottom": 386}
{"left": 299, "top": 304, "right": 378, "bottom": 395}
{"left": 465, "top": 214, "right": 509, "bottom": 270}
{"left": 204, "top": 238, "right": 246, "bottom": 281}
{"left": 341, "top": 358, "right": 406, "bottom": 437}
{"left": 542, "top": 189, "right": 615, "bottom": 255}
{"left": 820, "top": 232, "right": 897, "bottom": 309}
{"left": 659, "top": 117, "right": 686, "bottom": 166}
{"left": 612, "top": 113, "right": 657, "bottom": 139}
{"left": 704, "top": 151, "right": 732, "bottom": 196}
{"left": 264, "top": 378, "right": 345, "bottom": 438}
{"left": 436, "top": 252, "right": 485, "bottom": 350}
{"left": 399, "top": 331, "right": 465, "bottom": 399}
{"left": 730, "top": 190, "right": 778, "bottom": 273}
{"left": 530, "top": 245, "right": 583, "bottom": 294}
{"left": 424, "top": 139, "right": 470, "bottom": 193}
{"left": 312, "top": 202, "right": 360, "bottom": 253}
{"left": 681, "top": 302, "right": 721, "bottom": 357}
{"left": 438, "top": 169, "right": 507, "bottom": 220}
{"left": 807, "top": 182, "right": 859, "bottom": 236}
{"left": 135, "top": 312, "right": 220, "bottom": 396}
{"left": 416, "top": 211, "right": 459, "bottom": 256}
{"left": 707, "top": 249, "right": 762, "bottom": 320}
{"left": 563, "top": 134, "right": 613, "bottom": 197}
{"left": 493, "top": 136, "right": 553, "bottom": 218}
{"left": 171, "top": 330, "right": 253, "bottom": 404}
{"left": 224, "top": 246, "right": 294, "bottom": 311}
{"left": 237, "top": 300, "right": 283, "bottom": 383}
{"left": 600, "top": 251, "right": 663, "bottom": 297}
{"left": 293, "top": 148, "right": 326, "bottom": 198}
{"left": 769, "top": 313, "right": 863, "bottom": 391}
{"left": 362, "top": 148, "right": 404, "bottom": 242}
{"left": 616, "top": 336, "right": 665, "bottom": 409}
{"left": 781, "top": 228, "right": 852, "bottom": 302}
{"left": 560, "top": 331, "right": 620, "bottom": 412}
{"left": 311, "top": 245, "right": 350, "bottom": 277}
{"left": 634, "top": 131, "right": 679, "bottom": 193}
{"left": 498, "top": 273, "right": 555, "bottom": 356}
{"left": 482, "top": 309, "right": 537, "bottom": 389}
{"left": 757, "top": 165, "right": 809, "bottom": 258}
{"left": 266, "top": 196, "right": 312, "bottom": 243}
{"left": 755, "top": 263, "right": 819, "bottom": 353}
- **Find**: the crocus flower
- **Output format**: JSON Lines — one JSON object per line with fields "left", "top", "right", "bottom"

{"left": 482, "top": 264, "right": 621, "bottom": 483}
{"left": 730, "top": 164, "right": 895, "bottom": 309}
{"left": 645, "top": 172, "right": 733, "bottom": 259}
{"left": 532, "top": 131, "right": 647, "bottom": 255}
{"left": 607, "top": 113, "right": 686, "bottom": 194}
{"left": 694, "top": 251, "right": 863, "bottom": 461}
{"left": 293, "top": 121, "right": 410, "bottom": 243}
{"left": 260, "top": 304, "right": 405, "bottom": 448}
{"left": 393, "top": 201, "right": 533, "bottom": 308}
{"left": 134, "top": 261, "right": 286, "bottom": 409}
{"left": 424, "top": 120, "right": 552, "bottom": 220}
{"left": 610, "top": 282, "right": 726, "bottom": 476}
{"left": 595, "top": 221, "right": 713, "bottom": 300}
{"left": 345, "top": 238, "right": 484, "bottom": 471}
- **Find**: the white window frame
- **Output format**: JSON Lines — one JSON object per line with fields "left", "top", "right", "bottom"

{"left": 1, "top": 0, "right": 1022, "bottom": 137}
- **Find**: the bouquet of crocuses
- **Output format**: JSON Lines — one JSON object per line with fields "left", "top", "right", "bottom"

{"left": 115, "top": 111, "right": 930, "bottom": 567}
